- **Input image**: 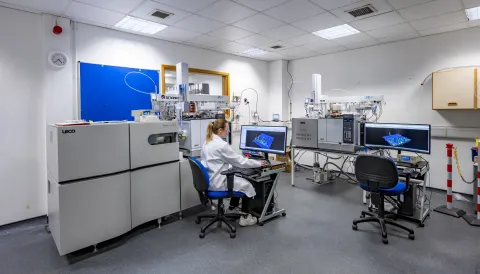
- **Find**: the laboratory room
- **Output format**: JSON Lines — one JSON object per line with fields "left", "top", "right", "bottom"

{"left": 2, "top": 0, "right": 480, "bottom": 273}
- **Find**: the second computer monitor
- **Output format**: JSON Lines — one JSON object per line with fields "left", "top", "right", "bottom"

{"left": 364, "top": 123, "right": 431, "bottom": 154}
{"left": 240, "top": 125, "right": 288, "bottom": 155}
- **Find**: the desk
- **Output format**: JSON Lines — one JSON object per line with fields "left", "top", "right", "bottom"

{"left": 240, "top": 167, "right": 286, "bottom": 225}
{"left": 291, "top": 146, "right": 430, "bottom": 226}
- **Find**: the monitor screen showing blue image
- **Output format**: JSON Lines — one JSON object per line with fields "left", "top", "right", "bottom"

{"left": 240, "top": 126, "right": 288, "bottom": 155}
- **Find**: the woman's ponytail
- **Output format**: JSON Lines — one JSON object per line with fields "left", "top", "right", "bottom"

{"left": 206, "top": 122, "right": 214, "bottom": 143}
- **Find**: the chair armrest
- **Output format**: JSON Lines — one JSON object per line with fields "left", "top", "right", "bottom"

{"left": 221, "top": 169, "right": 240, "bottom": 197}
{"left": 221, "top": 169, "right": 240, "bottom": 176}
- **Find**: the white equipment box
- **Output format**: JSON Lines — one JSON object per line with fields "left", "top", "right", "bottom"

{"left": 179, "top": 119, "right": 215, "bottom": 157}
{"left": 129, "top": 121, "right": 181, "bottom": 228}
{"left": 47, "top": 123, "right": 131, "bottom": 256}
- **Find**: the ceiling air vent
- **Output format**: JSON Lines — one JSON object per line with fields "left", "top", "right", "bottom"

{"left": 270, "top": 45, "right": 283, "bottom": 49}
{"left": 346, "top": 4, "right": 377, "bottom": 18}
{"left": 151, "top": 10, "right": 173, "bottom": 19}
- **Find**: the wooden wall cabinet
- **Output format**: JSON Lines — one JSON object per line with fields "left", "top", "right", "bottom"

{"left": 432, "top": 68, "right": 478, "bottom": 110}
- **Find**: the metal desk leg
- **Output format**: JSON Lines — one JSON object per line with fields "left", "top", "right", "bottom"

{"left": 258, "top": 174, "right": 286, "bottom": 224}
{"left": 419, "top": 172, "right": 429, "bottom": 226}
{"left": 291, "top": 147, "right": 295, "bottom": 186}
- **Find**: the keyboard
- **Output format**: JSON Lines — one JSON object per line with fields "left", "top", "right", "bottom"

{"left": 230, "top": 167, "right": 261, "bottom": 176}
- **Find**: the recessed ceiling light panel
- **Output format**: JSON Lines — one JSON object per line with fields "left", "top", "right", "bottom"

{"left": 312, "top": 24, "right": 360, "bottom": 40}
{"left": 115, "top": 16, "right": 168, "bottom": 35}
{"left": 466, "top": 6, "right": 480, "bottom": 21}
{"left": 240, "top": 48, "right": 269, "bottom": 56}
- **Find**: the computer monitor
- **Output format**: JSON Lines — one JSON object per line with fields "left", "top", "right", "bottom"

{"left": 364, "top": 123, "right": 431, "bottom": 154}
{"left": 240, "top": 125, "right": 288, "bottom": 155}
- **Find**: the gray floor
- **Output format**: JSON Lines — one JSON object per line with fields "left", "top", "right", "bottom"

{"left": 1, "top": 171, "right": 479, "bottom": 274}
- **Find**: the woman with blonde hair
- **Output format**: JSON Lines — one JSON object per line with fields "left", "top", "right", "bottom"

{"left": 201, "top": 119, "right": 265, "bottom": 226}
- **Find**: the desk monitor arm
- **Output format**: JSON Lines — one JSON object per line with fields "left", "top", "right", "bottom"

{"left": 264, "top": 153, "right": 272, "bottom": 167}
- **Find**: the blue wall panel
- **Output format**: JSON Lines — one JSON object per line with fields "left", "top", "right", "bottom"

{"left": 79, "top": 62, "right": 159, "bottom": 121}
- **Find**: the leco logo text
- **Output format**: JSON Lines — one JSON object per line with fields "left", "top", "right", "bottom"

{"left": 62, "top": 129, "right": 76, "bottom": 134}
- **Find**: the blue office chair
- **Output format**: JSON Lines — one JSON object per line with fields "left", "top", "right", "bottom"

{"left": 188, "top": 157, "right": 246, "bottom": 239}
{"left": 352, "top": 155, "right": 415, "bottom": 244}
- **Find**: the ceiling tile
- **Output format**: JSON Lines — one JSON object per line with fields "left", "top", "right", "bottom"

{"left": 315, "top": 45, "right": 348, "bottom": 54}
{"left": 259, "top": 40, "right": 296, "bottom": 51}
{"left": 255, "top": 52, "right": 287, "bottom": 61}
{"left": 174, "top": 15, "right": 226, "bottom": 34}
{"left": 303, "top": 39, "right": 341, "bottom": 51}
{"left": 343, "top": 39, "right": 381, "bottom": 49}
{"left": 76, "top": 0, "right": 143, "bottom": 14}
{"left": 330, "top": 0, "right": 395, "bottom": 22}
{"left": 292, "top": 12, "right": 345, "bottom": 32}
{"left": 197, "top": 0, "right": 257, "bottom": 24}
{"left": 236, "top": 34, "right": 276, "bottom": 47}
{"left": 185, "top": 35, "right": 230, "bottom": 48}
{"left": 279, "top": 46, "right": 319, "bottom": 59}
{"left": 152, "top": 0, "right": 218, "bottom": 13}
{"left": 378, "top": 31, "right": 419, "bottom": 42}
{"left": 463, "top": 0, "right": 480, "bottom": 8}
{"left": 233, "top": 13, "right": 285, "bottom": 32}
{"left": 155, "top": 26, "right": 202, "bottom": 41}
{"left": 232, "top": 0, "right": 290, "bottom": 11}
{"left": 410, "top": 10, "right": 468, "bottom": 31}
{"left": 0, "top": 0, "right": 71, "bottom": 15}
{"left": 130, "top": 1, "right": 192, "bottom": 25}
{"left": 65, "top": 1, "right": 125, "bottom": 26}
{"left": 289, "top": 33, "right": 330, "bottom": 46}
{"left": 387, "top": 0, "right": 432, "bottom": 9}
{"left": 213, "top": 41, "right": 251, "bottom": 53}
{"left": 419, "top": 22, "right": 469, "bottom": 36}
{"left": 470, "top": 19, "right": 480, "bottom": 27}
{"left": 333, "top": 33, "right": 380, "bottom": 47}
{"left": 261, "top": 25, "right": 307, "bottom": 40}
{"left": 366, "top": 23, "right": 416, "bottom": 38}
{"left": 398, "top": 0, "right": 463, "bottom": 22}
{"left": 350, "top": 11, "right": 404, "bottom": 31}
{"left": 310, "top": 0, "right": 362, "bottom": 10}
{"left": 264, "top": 0, "right": 325, "bottom": 23}
{"left": 208, "top": 25, "right": 254, "bottom": 40}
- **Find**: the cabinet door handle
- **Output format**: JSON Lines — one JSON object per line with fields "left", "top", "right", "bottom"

{"left": 48, "top": 180, "right": 51, "bottom": 194}
{"left": 448, "top": 102, "right": 458, "bottom": 106}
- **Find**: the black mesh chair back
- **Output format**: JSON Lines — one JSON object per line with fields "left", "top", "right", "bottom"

{"left": 355, "top": 155, "right": 398, "bottom": 192}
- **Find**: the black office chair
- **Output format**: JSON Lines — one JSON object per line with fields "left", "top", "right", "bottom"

{"left": 188, "top": 157, "right": 246, "bottom": 239}
{"left": 352, "top": 155, "right": 415, "bottom": 244}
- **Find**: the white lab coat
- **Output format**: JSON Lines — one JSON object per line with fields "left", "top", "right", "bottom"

{"left": 201, "top": 135, "right": 262, "bottom": 197}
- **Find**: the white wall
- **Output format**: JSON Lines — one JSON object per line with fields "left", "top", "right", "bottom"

{"left": 287, "top": 27, "right": 480, "bottom": 195}
{"left": 0, "top": 7, "right": 45, "bottom": 226}
{"left": 75, "top": 23, "right": 270, "bottom": 124}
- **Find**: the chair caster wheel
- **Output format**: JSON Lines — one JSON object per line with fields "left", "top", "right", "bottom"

{"left": 199, "top": 233, "right": 205, "bottom": 239}
{"left": 282, "top": 212, "right": 286, "bottom": 217}
{"left": 382, "top": 238, "right": 388, "bottom": 244}
{"left": 408, "top": 234, "right": 415, "bottom": 240}
{"left": 230, "top": 233, "right": 236, "bottom": 239}
{"left": 352, "top": 224, "right": 358, "bottom": 231}
{"left": 419, "top": 223, "right": 425, "bottom": 228}
{"left": 195, "top": 218, "right": 201, "bottom": 224}
{"left": 258, "top": 222, "right": 264, "bottom": 226}
{"left": 231, "top": 227, "right": 236, "bottom": 233}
